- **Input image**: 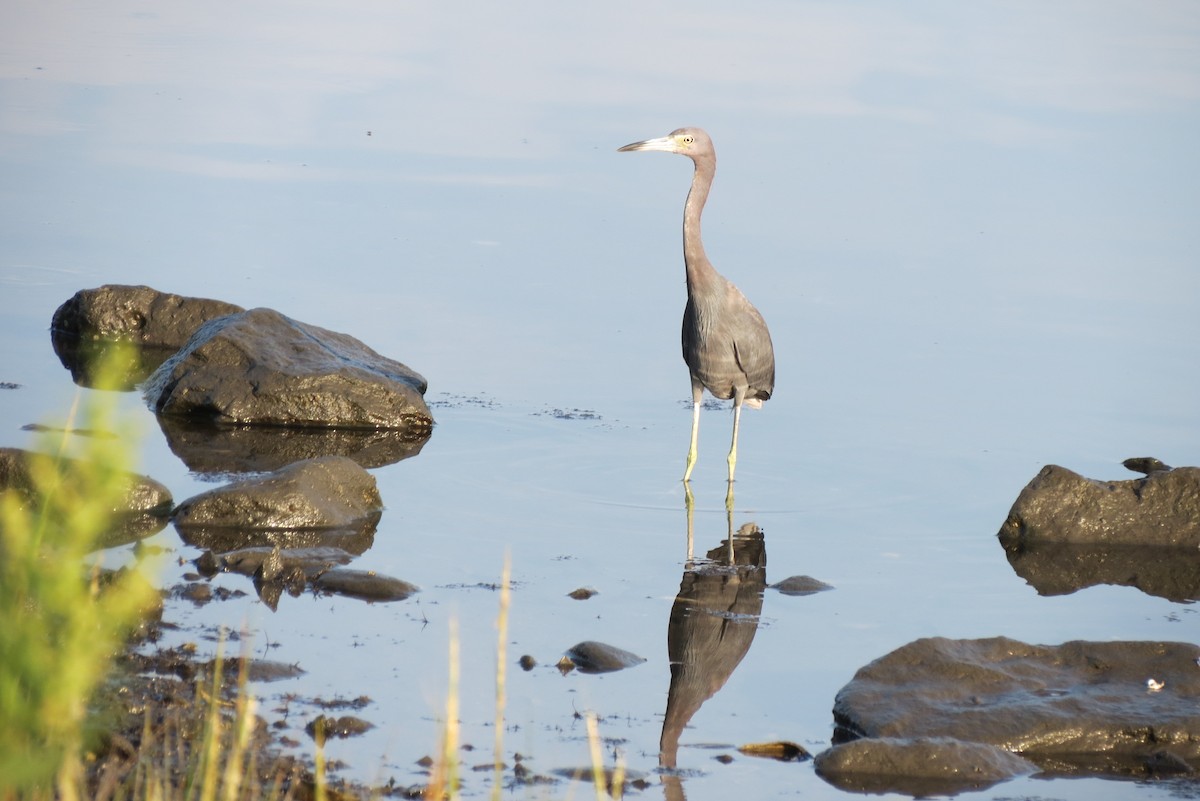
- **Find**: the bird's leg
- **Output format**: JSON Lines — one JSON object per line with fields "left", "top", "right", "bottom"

{"left": 683, "top": 377, "right": 704, "bottom": 482}
{"left": 726, "top": 386, "right": 746, "bottom": 487}
{"left": 684, "top": 482, "right": 696, "bottom": 562}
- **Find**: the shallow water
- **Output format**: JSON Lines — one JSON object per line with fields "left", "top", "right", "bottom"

{"left": 3, "top": 3, "right": 1200, "bottom": 799}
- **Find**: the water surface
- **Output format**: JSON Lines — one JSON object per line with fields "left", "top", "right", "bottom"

{"left": 2, "top": 3, "right": 1199, "bottom": 799}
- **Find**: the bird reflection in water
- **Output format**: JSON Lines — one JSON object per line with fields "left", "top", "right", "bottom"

{"left": 660, "top": 508, "right": 767, "bottom": 799}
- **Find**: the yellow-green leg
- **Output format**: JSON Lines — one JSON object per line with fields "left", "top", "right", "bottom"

{"left": 683, "top": 378, "right": 703, "bottom": 482}
{"left": 725, "top": 388, "right": 746, "bottom": 511}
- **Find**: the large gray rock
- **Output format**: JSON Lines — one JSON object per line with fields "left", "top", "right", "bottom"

{"left": 833, "top": 636, "right": 1200, "bottom": 777}
{"left": 51, "top": 285, "right": 244, "bottom": 388}
{"left": 172, "top": 456, "right": 383, "bottom": 531}
{"left": 144, "top": 308, "right": 432, "bottom": 430}
{"left": 814, "top": 737, "right": 1039, "bottom": 796}
{"left": 998, "top": 463, "right": 1200, "bottom": 547}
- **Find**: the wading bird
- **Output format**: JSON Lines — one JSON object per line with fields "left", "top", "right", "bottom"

{"left": 618, "top": 128, "right": 775, "bottom": 495}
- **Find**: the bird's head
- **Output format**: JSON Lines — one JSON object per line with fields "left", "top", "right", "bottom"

{"left": 618, "top": 127, "right": 713, "bottom": 162}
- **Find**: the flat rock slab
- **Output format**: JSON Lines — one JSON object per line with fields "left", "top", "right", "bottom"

{"left": 814, "top": 737, "right": 1038, "bottom": 796}
{"left": 144, "top": 307, "right": 432, "bottom": 430}
{"left": 833, "top": 636, "right": 1200, "bottom": 776}
{"left": 172, "top": 456, "right": 382, "bottom": 530}
{"left": 999, "top": 463, "right": 1200, "bottom": 547}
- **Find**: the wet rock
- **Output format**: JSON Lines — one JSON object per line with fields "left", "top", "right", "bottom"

{"left": 156, "top": 416, "right": 428, "bottom": 475}
{"left": 172, "top": 456, "right": 383, "bottom": 531}
{"left": 311, "top": 568, "right": 419, "bottom": 602}
{"left": 562, "top": 641, "right": 646, "bottom": 674}
{"left": 833, "top": 636, "right": 1200, "bottom": 776}
{"left": 814, "top": 737, "right": 1038, "bottom": 796}
{"left": 1123, "top": 456, "right": 1172, "bottom": 475}
{"left": 998, "top": 462, "right": 1200, "bottom": 547}
{"left": 51, "top": 285, "right": 244, "bottom": 388}
{"left": 0, "top": 443, "right": 174, "bottom": 520}
{"left": 770, "top": 575, "right": 833, "bottom": 596}
{"left": 143, "top": 307, "right": 432, "bottom": 431}
{"left": 1002, "top": 541, "right": 1200, "bottom": 602}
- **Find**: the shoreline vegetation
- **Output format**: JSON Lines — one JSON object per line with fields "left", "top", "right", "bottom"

{"left": 0, "top": 356, "right": 619, "bottom": 800}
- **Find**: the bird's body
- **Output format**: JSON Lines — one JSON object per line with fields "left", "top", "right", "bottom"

{"left": 618, "top": 127, "right": 775, "bottom": 492}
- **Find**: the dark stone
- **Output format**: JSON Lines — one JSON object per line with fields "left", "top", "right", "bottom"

{"left": 563, "top": 641, "right": 646, "bottom": 674}
{"left": 1123, "top": 456, "right": 1173, "bottom": 475}
{"left": 998, "top": 463, "right": 1200, "bottom": 547}
{"left": 814, "top": 737, "right": 1038, "bottom": 796}
{"left": 832, "top": 636, "right": 1200, "bottom": 777}
{"left": 50, "top": 285, "right": 244, "bottom": 388}
{"left": 143, "top": 307, "right": 432, "bottom": 431}
{"left": 172, "top": 456, "right": 383, "bottom": 531}
{"left": 770, "top": 575, "right": 833, "bottom": 596}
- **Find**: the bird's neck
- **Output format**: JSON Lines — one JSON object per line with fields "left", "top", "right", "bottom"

{"left": 683, "top": 157, "right": 718, "bottom": 290}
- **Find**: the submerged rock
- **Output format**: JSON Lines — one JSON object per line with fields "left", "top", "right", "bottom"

{"left": 998, "top": 462, "right": 1200, "bottom": 547}
{"left": 833, "top": 636, "right": 1200, "bottom": 777}
{"left": 770, "top": 575, "right": 833, "bottom": 596}
{"left": 562, "top": 641, "right": 646, "bottom": 674}
{"left": 814, "top": 737, "right": 1038, "bottom": 796}
{"left": 144, "top": 307, "right": 432, "bottom": 431}
{"left": 172, "top": 456, "right": 383, "bottom": 531}
{"left": 311, "top": 568, "right": 419, "bottom": 602}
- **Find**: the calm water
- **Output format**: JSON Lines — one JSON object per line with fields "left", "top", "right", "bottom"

{"left": 3, "top": 3, "right": 1199, "bottom": 799}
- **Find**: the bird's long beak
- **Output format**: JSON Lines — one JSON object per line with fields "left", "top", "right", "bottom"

{"left": 617, "top": 135, "right": 677, "bottom": 153}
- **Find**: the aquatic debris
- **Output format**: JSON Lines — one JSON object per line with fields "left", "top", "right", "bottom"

{"left": 737, "top": 741, "right": 812, "bottom": 762}
{"left": 567, "top": 586, "right": 598, "bottom": 600}
{"left": 1148, "top": 678, "right": 1165, "bottom": 692}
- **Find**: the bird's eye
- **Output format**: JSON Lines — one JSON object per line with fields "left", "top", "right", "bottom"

{"left": 682, "top": 136, "right": 694, "bottom": 144}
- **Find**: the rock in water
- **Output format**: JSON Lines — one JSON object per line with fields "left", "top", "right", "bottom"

{"left": 832, "top": 636, "right": 1200, "bottom": 776}
{"left": 144, "top": 307, "right": 431, "bottom": 430}
{"left": 172, "top": 455, "right": 382, "bottom": 530}
{"left": 999, "top": 463, "right": 1200, "bottom": 547}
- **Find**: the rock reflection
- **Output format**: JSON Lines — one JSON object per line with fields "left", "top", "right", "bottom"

{"left": 1002, "top": 540, "right": 1200, "bottom": 602}
{"left": 660, "top": 504, "right": 767, "bottom": 798}
{"left": 156, "top": 416, "right": 430, "bottom": 474}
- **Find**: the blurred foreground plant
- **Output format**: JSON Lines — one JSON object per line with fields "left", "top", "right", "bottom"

{"left": 0, "top": 347, "right": 161, "bottom": 796}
